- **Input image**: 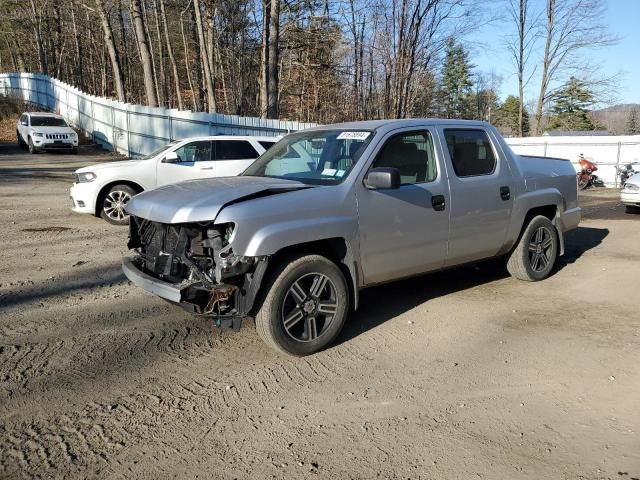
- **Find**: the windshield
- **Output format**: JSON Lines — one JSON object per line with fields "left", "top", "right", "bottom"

{"left": 242, "top": 129, "right": 373, "bottom": 185}
{"left": 30, "top": 116, "right": 67, "bottom": 127}
{"left": 142, "top": 142, "right": 178, "bottom": 160}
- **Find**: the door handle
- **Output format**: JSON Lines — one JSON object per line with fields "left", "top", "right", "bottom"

{"left": 199, "top": 166, "right": 213, "bottom": 170}
{"left": 431, "top": 194, "right": 446, "bottom": 211}
{"left": 500, "top": 186, "right": 511, "bottom": 201}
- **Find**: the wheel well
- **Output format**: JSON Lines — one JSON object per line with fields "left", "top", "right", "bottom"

{"left": 523, "top": 205, "right": 557, "bottom": 227}
{"left": 94, "top": 181, "right": 144, "bottom": 217}
{"left": 268, "top": 238, "right": 357, "bottom": 310}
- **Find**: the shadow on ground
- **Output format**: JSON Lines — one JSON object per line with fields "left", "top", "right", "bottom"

{"left": 337, "top": 226, "right": 608, "bottom": 345}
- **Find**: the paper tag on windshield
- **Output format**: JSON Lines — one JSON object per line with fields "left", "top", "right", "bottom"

{"left": 337, "top": 131, "right": 370, "bottom": 140}
{"left": 321, "top": 168, "right": 337, "bottom": 176}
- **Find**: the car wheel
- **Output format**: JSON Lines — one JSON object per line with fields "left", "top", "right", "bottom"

{"left": 255, "top": 254, "right": 349, "bottom": 356}
{"left": 507, "top": 215, "right": 559, "bottom": 282}
{"left": 17, "top": 132, "right": 25, "bottom": 149}
{"left": 100, "top": 184, "right": 137, "bottom": 225}
{"left": 28, "top": 137, "right": 38, "bottom": 154}
{"left": 71, "top": 147, "right": 78, "bottom": 154}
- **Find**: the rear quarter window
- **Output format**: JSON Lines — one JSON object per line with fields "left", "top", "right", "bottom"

{"left": 259, "top": 141, "right": 276, "bottom": 151}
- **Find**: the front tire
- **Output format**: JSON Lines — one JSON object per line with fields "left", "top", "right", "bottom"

{"left": 17, "top": 131, "right": 26, "bottom": 149}
{"left": 99, "top": 184, "right": 137, "bottom": 225}
{"left": 507, "top": 216, "right": 559, "bottom": 282}
{"left": 28, "top": 137, "right": 38, "bottom": 154}
{"left": 255, "top": 255, "right": 349, "bottom": 356}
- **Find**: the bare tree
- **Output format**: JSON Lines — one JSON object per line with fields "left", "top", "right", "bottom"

{"left": 95, "top": 0, "right": 126, "bottom": 102}
{"left": 160, "top": 0, "right": 183, "bottom": 109}
{"left": 130, "top": 0, "right": 159, "bottom": 106}
{"left": 505, "top": 0, "right": 537, "bottom": 136}
{"left": 532, "top": 0, "right": 616, "bottom": 135}
{"left": 193, "top": 0, "right": 216, "bottom": 112}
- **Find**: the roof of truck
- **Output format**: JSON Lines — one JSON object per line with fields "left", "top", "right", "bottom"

{"left": 303, "top": 118, "right": 492, "bottom": 133}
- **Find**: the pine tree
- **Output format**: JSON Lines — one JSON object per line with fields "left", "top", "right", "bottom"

{"left": 625, "top": 110, "right": 639, "bottom": 135}
{"left": 440, "top": 38, "right": 474, "bottom": 119}
{"left": 495, "top": 95, "right": 529, "bottom": 136}
{"left": 546, "top": 77, "right": 598, "bottom": 131}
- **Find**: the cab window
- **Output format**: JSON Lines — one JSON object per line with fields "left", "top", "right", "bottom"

{"left": 372, "top": 131, "right": 437, "bottom": 185}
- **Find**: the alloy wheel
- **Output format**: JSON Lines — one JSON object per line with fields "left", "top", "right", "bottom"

{"left": 103, "top": 190, "right": 132, "bottom": 222}
{"left": 281, "top": 272, "right": 338, "bottom": 343}
{"left": 528, "top": 226, "right": 553, "bottom": 272}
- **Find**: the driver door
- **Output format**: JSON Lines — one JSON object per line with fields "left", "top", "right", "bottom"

{"left": 156, "top": 140, "right": 214, "bottom": 186}
{"left": 355, "top": 129, "right": 450, "bottom": 285}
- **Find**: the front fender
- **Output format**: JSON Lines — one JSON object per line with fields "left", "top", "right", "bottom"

{"left": 233, "top": 216, "right": 358, "bottom": 257}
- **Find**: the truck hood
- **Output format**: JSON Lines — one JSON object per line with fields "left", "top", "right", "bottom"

{"left": 125, "top": 176, "right": 309, "bottom": 224}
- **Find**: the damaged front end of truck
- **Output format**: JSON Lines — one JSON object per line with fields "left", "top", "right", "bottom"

{"left": 124, "top": 216, "right": 269, "bottom": 330}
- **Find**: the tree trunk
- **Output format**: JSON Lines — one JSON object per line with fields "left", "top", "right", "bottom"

{"left": 70, "top": 4, "right": 83, "bottom": 87}
{"left": 95, "top": 0, "right": 126, "bottom": 102}
{"left": 266, "top": 0, "right": 280, "bottom": 118}
{"left": 534, "top": 0, "right": 554, "bottom": 136}
{"left": 259, "top": 0, "right": 270, "bottom": 117}
{"left": 160, "top": 0, "right": 183, "bottom": 110}
{"left": 193, "top": 0, "right": 216, "bottom": 112}
{"left": 29, "top": 0, "right": 47, "bottom": 74}
{"left": 130, "top": 0, "right": 159, "bottom": 106}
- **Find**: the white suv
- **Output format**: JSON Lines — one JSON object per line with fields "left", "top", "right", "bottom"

{"left": 70, "top": 135, "right": 278, "bottom": 225}
{"left": 17, "top": 112, "right": 79, "bottom": 153}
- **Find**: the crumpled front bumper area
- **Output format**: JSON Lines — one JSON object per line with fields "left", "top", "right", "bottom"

{"left": 122, "top": 256, "right": 184, "bottom": 303}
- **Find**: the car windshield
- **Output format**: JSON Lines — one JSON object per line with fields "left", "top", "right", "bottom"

{"left": 30, "top": 116, "right": 67, "bottom": 127}
{"left": 141, "top": 142, "right": 178, "bottom": 160}
{"left": 242, "top": 129, "right": 373, "bottom": 185}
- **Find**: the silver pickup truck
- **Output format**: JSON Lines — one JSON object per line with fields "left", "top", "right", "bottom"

{"left": 122, "top": 119, "right": 580, "bottom": 356}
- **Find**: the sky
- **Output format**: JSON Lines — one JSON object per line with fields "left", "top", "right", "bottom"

{"left": 467, "top": 0, "right": 640, "bottom": 106}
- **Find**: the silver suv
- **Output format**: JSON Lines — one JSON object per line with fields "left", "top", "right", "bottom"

{"left": 122, "top": 119, "right": 580, "bottom": 356}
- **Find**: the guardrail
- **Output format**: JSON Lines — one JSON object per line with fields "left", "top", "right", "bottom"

{"left": 0, "top": 72, "right": 316, "bottom": 158}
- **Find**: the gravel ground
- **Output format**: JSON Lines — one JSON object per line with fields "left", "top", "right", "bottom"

{"left": 0, "top": 140, "right": 639, "bottom": 479}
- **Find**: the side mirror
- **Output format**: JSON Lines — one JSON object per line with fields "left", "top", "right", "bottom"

{"left": 21, "top": 121, "right": 28, "bottom": 126}
{"left": 364, "top": 167, "right": 401, "bottom": 190}
{"left": 163, "top": 151, "right": 179, "bottom": 163}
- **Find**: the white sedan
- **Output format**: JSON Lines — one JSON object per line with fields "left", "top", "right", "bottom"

{"left": 17, "top": 112, "right": 79, "bottom": 153}
{"left": 70, "top": 135, "right": 277, "bottom": 225}
{"left": 621, "top": 172, "right": 640, "bottom": 213}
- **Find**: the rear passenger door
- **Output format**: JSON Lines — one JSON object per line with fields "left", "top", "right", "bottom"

{"left": 440, "top": 128, "right": 514, "bottom": 266}
{"left": 213, "top": 140, "right": 261, "bottom": 177}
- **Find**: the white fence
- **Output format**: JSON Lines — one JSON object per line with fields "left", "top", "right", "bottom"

{"left": 0, "top": 72, "right": 315, "bottom": 158}
{"left": 2, "top": 72, "right": 639, "bottom": 186}
{"left": 505, "top": 136, "right": 640, "bottom": 188}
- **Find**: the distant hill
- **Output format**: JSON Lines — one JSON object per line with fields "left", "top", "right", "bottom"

{"left": 591, "top": 104, "right": 640, "bottom": 134}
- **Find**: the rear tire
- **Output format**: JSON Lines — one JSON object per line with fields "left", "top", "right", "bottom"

{"left": 577, "top": 175, "right": 589, "bottom": 190}
{"left": 255, "top": 254, "right": 349, "bottom": 356}
{"left": 507, "top": 215, "right": 559, "bottom": 282}
{"left": 99, "top": 184, "right": 137, "bottom": 225}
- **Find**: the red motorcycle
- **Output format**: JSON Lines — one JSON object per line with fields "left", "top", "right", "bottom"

{"left": 576, "top": 154, "right": 603, "bottom": 190}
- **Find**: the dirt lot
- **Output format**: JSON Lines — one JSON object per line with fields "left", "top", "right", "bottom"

{"left": 0, "top": 140, "right": 639, "bottom": 480}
